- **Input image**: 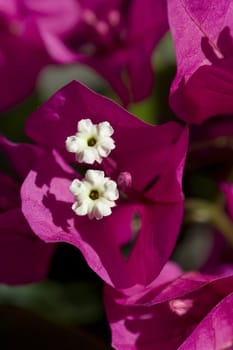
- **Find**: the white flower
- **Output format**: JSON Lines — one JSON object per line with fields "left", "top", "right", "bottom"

{"left": 70, "top": 169, "right": 119, "bottom": 220}
{"left": 66, "top": 119, "right": 115, "bottom": 164}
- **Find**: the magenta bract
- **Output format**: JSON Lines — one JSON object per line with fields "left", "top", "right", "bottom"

{"left": 48, "top": 0, "right": 168, "bottom": 106}
{"left": 0, "top": 136, "right": 55, "bottom": 285}
{"left": 168, "top": 0, "right": 233, "bottom": 124}
{"left": 105, "top": 267, "right": 233, "bottom": 349}
{"left": 0, "top": 0, "right": 78, "bottom": 110}
{"left": 21, "top": 80, "right": 189, "bottom": 290}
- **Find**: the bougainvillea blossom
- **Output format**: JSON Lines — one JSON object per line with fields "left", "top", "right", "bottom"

{"left": 0, "top": 137, "right": 55, "bottom": 285}
{"left": 70, "top": 169, "right": 119, "bottom": 219}
{"left": 21, "top": 80, "right": 188, "bottom": 290}
{"left": 105, "top": 268, "right": 233, "bottom": 350}
{"left": 49, "top": 0, "right": 169, "bottom": 106}
{"left": 168, "top": 0, "right": 233, "bottom": 124}
{"left": 66, "top": 119, "right": 115, "bottom": 164}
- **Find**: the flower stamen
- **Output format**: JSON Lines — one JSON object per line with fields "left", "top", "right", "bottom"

{"left": 89, "top": 189, "right": 99, "bottom": 200}
{"left": 87, "top": 137, "right": 97, "bottom": 147}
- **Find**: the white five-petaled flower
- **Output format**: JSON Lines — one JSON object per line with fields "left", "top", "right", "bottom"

{"left": 70, "top": 169, "right": 119, "bottom": 220}
{"left": 66, "top": 119, "right": 115, "bottom": 164}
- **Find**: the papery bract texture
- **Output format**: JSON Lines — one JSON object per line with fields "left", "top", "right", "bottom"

{"left": 168, "top": 0, "right": 233, "bottom": 124}
{"left": 0, "top": 136, "right": 55, "bottom": 285}
{"left": 21, "top": 80, "right": 189, "bottom": 290}
{"left": 47, "top": 0, "right": 168, "bottom": 106}
{"left": 104, "top": 267, "right": 233, "bottom": 350}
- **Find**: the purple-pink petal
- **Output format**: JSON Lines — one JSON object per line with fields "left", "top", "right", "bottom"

{"left": 105, "top": 272, "right": 233, "bottom": 349}
{"left": 0, "top": 0, "right": 79, "bottom": 110}
{"left": 22, "top": 81, "right": 188, "bottom": 289}
{"left": 178, "top": 292, "right": 233, "bottom": 350}
{"left": 0, "top": 137, "right": 55, "bottom": 284}
{"left": 25, "top": 80, "right": 144, "bottom": 157}
{"left": 168, "top": 0, "right": 233, "bottom": 123}
{"left": 26, "top": 80, "right": 188, "bottom": 199}
{"left": 50, "top": 0, "right": 168, "bottom": 105}
{"left": 21, "top": 150, "right": 185, "bottom": 289}
{"left": 0, "top": 208, "right": 55, "bottom": 285}
{"left": 0, "top": 136, "right": 44, "bottom": 180}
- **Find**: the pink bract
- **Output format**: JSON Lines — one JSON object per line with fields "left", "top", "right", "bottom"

{"left": 21, "top": 80, "right": 189, "bottom": 290}
{"left": 168, "top": 0, "right": 233, "bottom": 124}
{"left": 105, "top": 265, "right": 233, "bottom": 350}
{"left": 0, "top": 0, "right": 78, "bottom": 110}
{"left": 47, "top": 0, "right": 168, "bottom": 106}
{"left": 0, "top": 136, "right": 55, "bottom": 285}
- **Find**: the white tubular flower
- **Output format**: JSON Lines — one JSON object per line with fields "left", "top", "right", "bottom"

{"left": 70, "top": 169, "right": 119, "bottom": 220}
{"left": 66, "top": 119, "right": 115, "bottom": 164}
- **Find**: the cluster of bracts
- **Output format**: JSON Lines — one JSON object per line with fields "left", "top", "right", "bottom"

{"left": 1, "top": 1, "right": 233, "bottom": 349}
